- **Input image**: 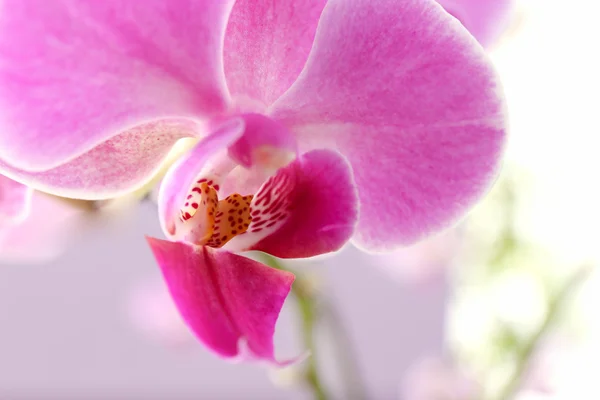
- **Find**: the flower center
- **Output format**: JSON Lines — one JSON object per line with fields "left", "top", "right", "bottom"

{"left": 178, "top": 178, "right": 253, "bottom": 248}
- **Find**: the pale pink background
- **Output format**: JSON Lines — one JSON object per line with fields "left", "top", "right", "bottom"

{"left": 0, "top": 202, "right": 447, "bottom": 399}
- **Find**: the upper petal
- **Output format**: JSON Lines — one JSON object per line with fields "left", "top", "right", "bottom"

{"left": 437, "top": 0, "right": 515, "bottom": 47}
{"left": 226, "top": 149, "right": 359, "bottom": 259}
{"left": 223, "top": 0, "right": 327, "bottom": 109}
{"left": 0, "top": 175, "right": 32, "bottom": 224}
{"left": 0, "top": 0, "right": 234, "bottom": 171}
{"left": 146, "top": 237, "right": 295, "bottom": 364}
{"left": 269, "top": 0, "right": 506, "bottom": 250}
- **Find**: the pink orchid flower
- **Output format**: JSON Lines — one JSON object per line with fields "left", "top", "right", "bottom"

{"left": 127, "top": 276, "right": 194, "bottom": 347}
{"left": 0, "top": 174, "right": 32, "bottom": 227}
{"left": 437, "top": 0, "right": 516, "bottom": 47}
{"left": 0, "top": 0, "right": 506, "bottom": 363}
{"left": 401, "top": 357, "right": 481, "bottom": 400}
{"left": 0, "top": 175, "right": 86, "bottom": 264}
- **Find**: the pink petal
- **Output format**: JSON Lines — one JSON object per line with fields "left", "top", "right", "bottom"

{"left": 0, "top": 120, "right": 196, "bottom": 199}
{"left": 228, "top": 149, "right": 358, "bottom": 259}
{"left": 0, "top": 192, "right": 86, "bottom": 264}
{"left": 369, "top": 227, "right": 463, "bottom": 284}
{"left": 223, "top": 0, "right": 327, "bottom": 109}
{"left": 0, "top": 175, "right": 32, "bottom": 224}
{"left": 127, "top": 277, "right": 194, "bottom": 347}
{"left": 270, "top": 0, "right": 506, "bottom": 250}
{"left": 0, "top": 0, "right": 233, "bottom": 172}
{"left": 401, "top": 357, "right": 481, "bottom": 400}
{"left": 437, "top": 0, "right": 515, "bottom": 47}
{"left": 158, "top": 118, "right": 245, "bottom": 238}
{"left": 146, "top": 237, "right": 295, "bottom": 364}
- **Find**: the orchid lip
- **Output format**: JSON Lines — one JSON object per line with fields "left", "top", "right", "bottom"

{"left": 175, "top": 178, "right": 254, "bottom": 248}
{"left": 171, "top": 144, "right": 297, "bottom": 250}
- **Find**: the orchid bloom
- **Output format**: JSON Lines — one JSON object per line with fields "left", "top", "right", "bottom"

{"left": 0, "top": 174, "right": 32, "bottom": 226}
{"left": 128, "top": 276, "right": 193, "bottom": 347}
{"left": 1, "top": 173, "right": 95, "bottom": 264}
{"left": 1, "top": 174, "right": 32, "bottom": 260}
{"left": 437, "top": 0, "right": 516, "bottom": 47}
{"left": 401, "top": 357, "right": 481, "bottom": 400}
{"left": 0, "top": 175, "right": 89, "bottom": 264}
{"left": 369, "top": 227, "right": 463, "bottom": 284}
{"left": 0, "top": 0, "right": 506, "bottom": 363}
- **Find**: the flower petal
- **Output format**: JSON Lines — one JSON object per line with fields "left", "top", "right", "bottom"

{"left": 0, "top": 175, "right": 32, "bottom": 224}
{"left": 437, "top": 0, "right": 515, "bottom": 47}
{"left": 223, "top": 0, "right": 327, "bottom": 109}
{"left": 0, "top": 192, "right": 86, "bottom": 264}
{"left": 146, "top": 237, "right": 295, "bottom": 364}
{"left": 270, "top": 0, "right": 506, "bottom": 250}
{"left": 127, "top": 276, "right": 193, "bottom": 347}
{"left": 0, "top": 120, "right": 196, "bottom": 199}
{"left": 158, "top": 118, "right": 245, "bottom": 239}
{"left": 401, "top": 357, "right": 481, "bottom": 400}
{"left": 0, "top": 0, "right": 234, "bottom": 171}
{"left": 226, "top": 149, "right": 359, "bottom": 259}
{"left": 367, "top": 227, "right": 463, "bottom": 283}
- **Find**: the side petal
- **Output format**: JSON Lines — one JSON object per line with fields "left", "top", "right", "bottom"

{"left": 0, "top": 120, "right": 196, "bottom": 199}
{"left": 146, "top": 237, "right": 295, "bottom": 364}
{"left": 367, "top": 227, "right": 463, "bottom": 283}
{"left": 270, "top": 0, "right": 506, "bottom": 250}
{"left": 0, "top": 175, "right": 32, "bottom": 224}
{"left": 437, "top": 0, "right": 515, "bottom": 48}
{"left": 223, "top": 0, "right": 327, "bottom": 109}
{"left": 227, "top": 149, "right": 359, "bottom": 259}
{"left": 0, "top": 0, "right": 234, "bottom": 171}
{"left": 0, "top": 192, "right": 85, "bottom": 264}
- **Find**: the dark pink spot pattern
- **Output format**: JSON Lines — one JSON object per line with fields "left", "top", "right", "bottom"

{"left": 247, "top": 166, "right": 295, "bottom": 237}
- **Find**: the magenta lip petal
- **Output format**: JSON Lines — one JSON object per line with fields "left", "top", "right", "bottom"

{"left": 146, "top": 237, "right": 296, "bottom": 364}
{"left": 245, "top": 149, "right": 359, "bottom": 259}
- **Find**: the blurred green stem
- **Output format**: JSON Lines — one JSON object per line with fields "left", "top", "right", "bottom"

{"left": 495, "top": 265, "right": 593, "bottom": 400}
{"left": 263, "top": 255, "right": 328, "bottom": 400}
